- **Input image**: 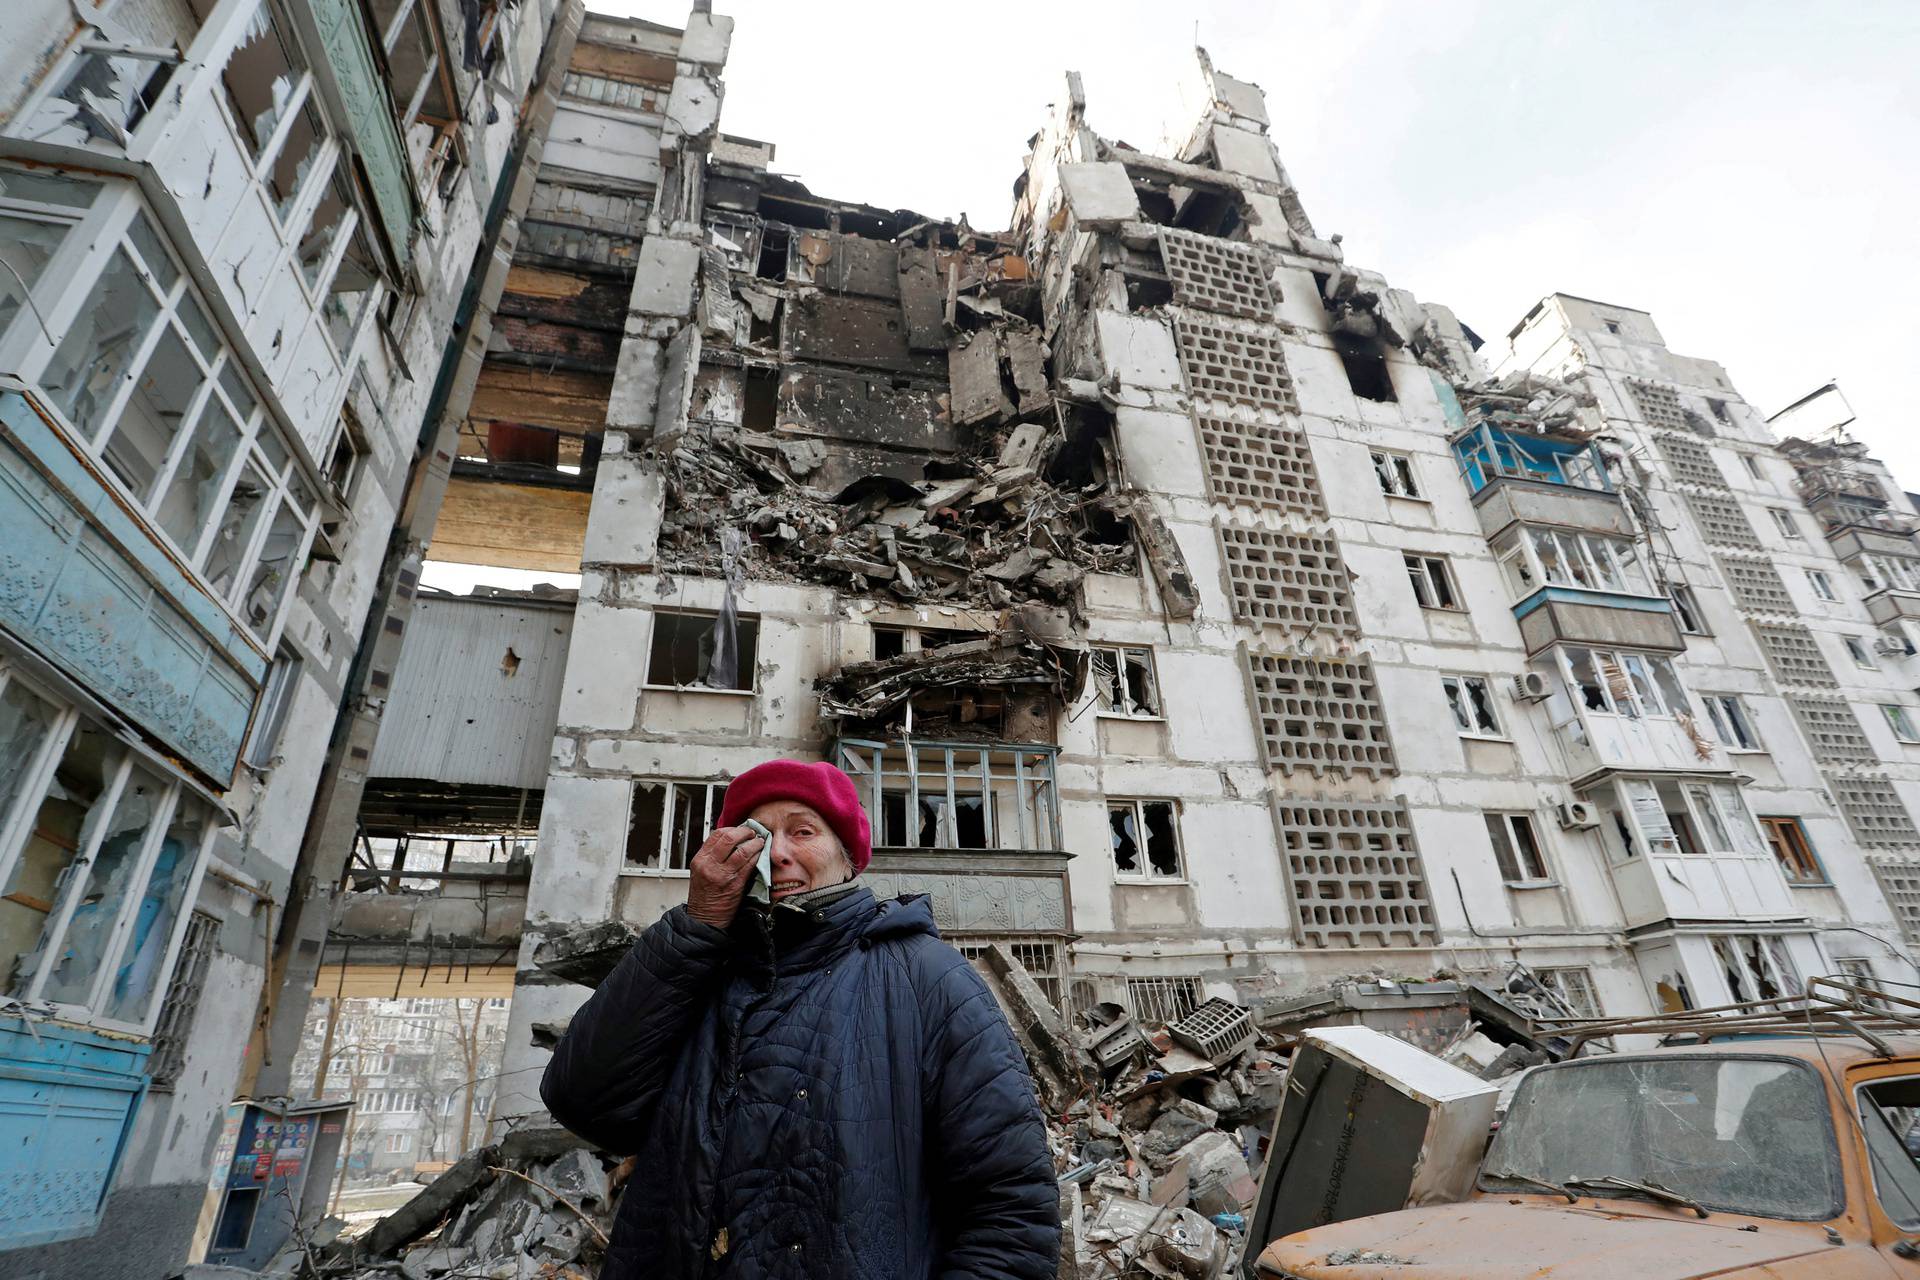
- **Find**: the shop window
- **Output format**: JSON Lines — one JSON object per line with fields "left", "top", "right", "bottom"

{"left": 1109, "top": 800, "right": 1183, "bottom": 880}
{"left": 1442, "top": 674, "right": 1502, "bottom": 737}
{"left": 1091, "top": 645, "right": 1161, "bottom": 718}
{"left": 626, "top": 780, "right": 728, "bottom": 871}
{"left": 646, "top": 610, "right": 758, "bottom": 690}
{"left": 1483, "top": 812, "right": 1549, "bottom": 883}
{"left": 1759, "top": 817, "right": 1823, "bottom": 884}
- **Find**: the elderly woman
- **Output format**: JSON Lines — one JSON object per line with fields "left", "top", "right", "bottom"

{"left": 541, "top": 759, "right": 1060, "bottom": 1279}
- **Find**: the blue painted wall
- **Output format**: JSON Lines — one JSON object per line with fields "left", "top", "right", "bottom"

{"left": 0, "top": 388, "right": 264, "bottom": 782}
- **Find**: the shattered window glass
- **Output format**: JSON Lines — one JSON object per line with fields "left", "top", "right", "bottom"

{"left": 646, "top": 611, "right": 758, "bottom": 690}
{"left": 241, "top": 472, "right": 314, "bottom": 631}
{"left": 40, "top": 765, "right": 170, "bottom": 1007}
{"left": 323, "top": 225, "right": 379, "bottom": 353}
{"left": 1093, "top": 646, "right": 1159, "bottom": 717}
{"left": 2, "top": 726, "right": 122, "bottom": 999}
{"left": 23, "top": 49, "right": 177, "bottom": 150}
{"left": 1109, "top": 804, "right": 1138, "bottom": 873}
{"left": 0, "top": 215, "right": 75, "bottom": 339}
{"left": 41, "top": 246, "right": 164, "bottom": 442}
{"left": 1111, "top": 801, "right": 1181, "bottom": 878}
{"left": 222, "top": 4, "right": 307, "bottom": 162}
{"left": 102, "top": 324, "right": 204, "bottom": 503}
{"left": 626, "top": 781, "right": 727, "bottom": 871}
{"left": 0, "top": 678, "right": 62, "bottom": 841}
{"left": 1858, "top": 1078, "right": 1920, "bottom": 1229}
{"left": 1483, "top": 1056, "right": 1841, "bottom": 1220}
{"left": 155, "top": 390, "right": 243, "bottom": 556}
{"left": 202, "top": 456, "right": 274, "bottom": 600}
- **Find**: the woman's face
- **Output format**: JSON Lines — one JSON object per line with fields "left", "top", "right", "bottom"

{"left": 749, "top": 800, "right": 851, "bottom": 900}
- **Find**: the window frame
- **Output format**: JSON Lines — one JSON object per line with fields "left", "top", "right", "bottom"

{"left": 1405, "top": 552, "right": 1462, "bottom": 611}
{"left": 1107, "top": 797, "right": 1185, "bottom": 882}
{"left": 1758, "top": 815, "right": 1825, "bottom": 885}
{"left": 1767, "top": 507, "right": 1804, "bottom": 541}
{"left": 1370, "top": 449, "right": 1423, "bottom": 500}
{"left": 1806, "top": 569, "right": 1839, "bottom": 604}
{"left": 0, "top": 662, "right": 219, "bottom": 1035}
{"left": 1090, "top": 644, "right": 1162, "bottom": 720}
{"left": 1534, "top": 966, "right": 1603, "bottom": 1018}
{"left": 1492, "top": 526, "right": 1656, "bottom": 600}
{"left": 1700, "top": 693, "right": 1763, "bottom": 752}
{"left": 1844, "top": 636, "right": 1878, "bottom": 670}
{"left": 623, "top": 777, "right": 730, "bottom": 875}
{"left": 643, "top": 608, "right": 760, "bottom": 693}
{"left": 1883, "top": 704, "right": 1920, "bottom": 745}
{"left": 1669, "top": 584, "right": 1710, "bottom": 636}
{"left": 1441, "top": 673, "right": 1504, "bottom": 739}
{"left": 1558, "top": 645, "right": 1694, "bottom": 722}
{"left": 1483, "top": 810, "right": 1553, "bottom": 885}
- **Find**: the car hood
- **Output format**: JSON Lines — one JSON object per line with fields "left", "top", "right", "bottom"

{"left": 1256, "top": 1199, "right": 1839, "bottom": 1280}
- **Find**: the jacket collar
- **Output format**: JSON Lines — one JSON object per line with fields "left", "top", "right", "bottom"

{"left": 735, "top": 882, "right": 879, "bottom": 976}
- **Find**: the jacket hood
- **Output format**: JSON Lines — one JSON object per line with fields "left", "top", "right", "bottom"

{"left": 1256, "top": 1199, "right": 1838, "bottom": 1280}
{"left": 861, "top": 891, "right": 941, "bottom": 944}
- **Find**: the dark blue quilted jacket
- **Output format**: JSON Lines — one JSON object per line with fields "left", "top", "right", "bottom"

{"left": 540, "top": 886, "right": 1059, "bottom": 1279}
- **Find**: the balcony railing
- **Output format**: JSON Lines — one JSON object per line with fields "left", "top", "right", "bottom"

{"left": 832, "top": 738, "right": 1062, "bottom": 852}
{"left": 1454, "top": 423, "right": 1610, "bottom": 495}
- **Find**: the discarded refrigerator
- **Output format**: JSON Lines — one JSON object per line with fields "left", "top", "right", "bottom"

{"left": 1242, "top": 1025, "right": 1498, "bottom": 1276}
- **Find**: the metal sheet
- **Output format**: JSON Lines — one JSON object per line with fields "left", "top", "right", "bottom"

{"left": 367, "top": 595, "right": 574, "bottom": 788}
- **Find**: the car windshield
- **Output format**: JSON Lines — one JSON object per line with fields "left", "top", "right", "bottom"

{"left": 1482, "top": 1056, "right": 1841, "bottom": 1220}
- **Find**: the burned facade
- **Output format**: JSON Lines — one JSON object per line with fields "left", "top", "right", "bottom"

{"left": 403, "top": 12, "right": 1920, "bottom": 1127}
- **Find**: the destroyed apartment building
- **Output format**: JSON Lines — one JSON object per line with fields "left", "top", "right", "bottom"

{"left": 4, "top": 0, "right": 1920, "bottom": 1275}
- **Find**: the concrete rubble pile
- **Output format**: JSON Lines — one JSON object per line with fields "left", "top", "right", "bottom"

{"left": 283, "top": 1130, "right": 624, "bottom": 1280}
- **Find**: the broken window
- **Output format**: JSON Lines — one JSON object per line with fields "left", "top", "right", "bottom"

{"left": 1670, "top": 584, "right": 1709, "bottom": 635}
{"left": 0, "top": 169, "right": 99, "bottom": 339}
{"left": 1700, "top": 694, "right": 1760, "bottom": 751}
{"left": 1483, "top": 812, "right": 1549, "bottom": 883}
{"left": 221, "top": 3, "right": 313, "bottom": 172}
{"left": 1370, "top": 449, "right": 1420, "bottom": 498}
{"left": 625, "top": 779, "right": 729, "bottom": 871}
{"left": 1556, "top": 647, "right": 1689, "bottom": 720}
{"left": 242, "top": 647, "right": 303, "bottom": 769}
{"left": 1441, "top": 675, "right": 1501, "bottom": 737}
{"left": 1759, "top": 817, "right": 1822, "bottom": 884}
{"left": 1533, "top": 967, "right": 1602, "bottom": 1019}
{"left": 836, "top": 741, "right": 1060, "bottom": 853}
{"left": 1091, "top": 645, "right": 1160, "bottom": 718}
{"left": 1333, "top": 333, "right": 1395, "bottom": 402}
{"left": 40, "top": 237, "right": 165, "bottom": 443}
{"left": 1404, "top": 553, "right": 1459, "bottom": 610}
{"left": 323, "top": 224, "right": 380, "bottom": 354}
{"left": 1109, "top": 800, "right": 1182, "bottom": 880}
{"left": 646, "top": 610, "right": 759, "bottom": 691}
{"left": 22, "top": 45, "right": 179, "bottom": 151}
{"left": 0, "top": 678, "right": 217, "bottom": 1030}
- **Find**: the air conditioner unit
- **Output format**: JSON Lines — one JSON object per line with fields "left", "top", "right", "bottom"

{"left": 1512, "top": 672, "right": 1553, "bottom": 702}
{"left": 1557, "top": 801, "right": 1600, "bottom": 830}
{"left": 1875, "top": 635, "right": 1916, "bottom": 657}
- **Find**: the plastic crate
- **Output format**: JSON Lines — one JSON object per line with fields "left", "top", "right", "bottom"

{"left": 1086, "top": 1016, "right": 1146, "bottom": 1070}
{"left": 1167, "top": 997, "right": 1255, "bottom": 1063}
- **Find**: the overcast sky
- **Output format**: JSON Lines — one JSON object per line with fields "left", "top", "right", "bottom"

{"left": 596, "top": 0, "right": 1918, "bottom": 482}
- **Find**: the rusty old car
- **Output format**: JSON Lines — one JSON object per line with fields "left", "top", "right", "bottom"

{"left": 1255, "top": 1016, "right": 1920, "bottom": 1278}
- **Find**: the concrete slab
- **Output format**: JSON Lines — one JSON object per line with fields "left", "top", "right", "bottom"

{"left": 1059, "top": 161, "right": 1140, "bottom": 227}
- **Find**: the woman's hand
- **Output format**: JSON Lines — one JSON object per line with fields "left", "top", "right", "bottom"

{"left": 685, "top": 825, "right": 764, "bottom": 930}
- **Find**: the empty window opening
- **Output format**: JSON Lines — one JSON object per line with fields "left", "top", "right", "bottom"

{"left": 1483, "top": 812, "right": 1549, "bottom": 883}
{"left": 755, "top": 223, "right": 789, "bottom": 280}
{"left": 1109, "top": 799, "right": 1182, "bottom": 879}
{"left": 1333, "top": 333, "right": 1396, "bottom": 402}
{"left": 646, "top": 610, "right": 758, "bottom": 690}
{"left": 1405, "top": 554, "right": 1460, "bottom": 610}
{"left": 743, "top": 365, "right": 778, "bottom": 429}
{"left": 1442, "top": 674, "right": 1501, "bottom": 737}
{"left": 1371, "top": 449, "right": 1420, "bottom": 498}
{"left": 1760, "top": 816, "right": 1823, "bottom": 883}
{"left": 626, "top": 779, "right": 729, "bottom": 871}
{"left": 1091, "top": 645, "right": 1160, "bottom": 718}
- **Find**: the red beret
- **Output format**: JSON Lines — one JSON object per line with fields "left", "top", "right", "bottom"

{"left": 718, "top": 759, "right": 873, "bottom": 874}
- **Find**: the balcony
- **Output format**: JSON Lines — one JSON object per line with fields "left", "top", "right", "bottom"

{"left": 1534, "top": 646, "right": 1730, "bottom": 782}
{"left": 1454, "top": 425, "right": 1630, "bottom": 540}
{"left": 1492, "top": 524, "right": 1683, "bottom": 655}
{"left": 1584, "top": 776, "right": 1801, "bottom": 929}
{"left": 831, "top": 738, "right": 1072, "bottom": 936}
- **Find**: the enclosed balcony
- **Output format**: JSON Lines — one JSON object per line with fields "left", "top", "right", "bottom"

{"left": 1454, "top": 423, "right": 1629, "bottom": 542}
{"left": 1534, "top": 645, "right": 1729, "bottom": 782}
{"left": 1492, "top": 524, "right": 1684, "bottom": 656}
{"left": 830, "top": 738, "right": 1072, "bottom": 938}
{"left": 1584, "top": 775, "right": 1801, "bottom": 929}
